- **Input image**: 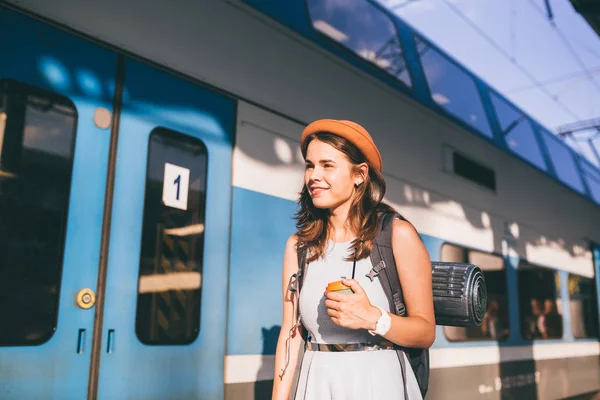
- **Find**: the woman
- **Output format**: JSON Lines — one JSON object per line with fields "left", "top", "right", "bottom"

{"left": 481, "top": 297, "right": 509, "bottom": 340}
{"left": 539, "top": 298, "right": 563, "bottom": 339}
{"left": 272, "top": 119, "right": 435, "bottom": 400}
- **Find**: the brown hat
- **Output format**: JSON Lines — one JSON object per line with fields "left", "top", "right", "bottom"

{"left": 300, "top": 119, "right": 382, "bottom": 172}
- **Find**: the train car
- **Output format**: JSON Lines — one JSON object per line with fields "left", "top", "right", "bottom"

{"left": 0, "top": 0, "right": 599, "bottom": 399}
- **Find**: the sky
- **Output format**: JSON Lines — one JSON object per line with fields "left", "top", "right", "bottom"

{"left": 376, "top": 0, "right": 600, "bottom": 166}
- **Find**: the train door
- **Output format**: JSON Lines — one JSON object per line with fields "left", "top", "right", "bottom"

{"left": 0, "top": 7, "right": 118, "bottom": 399}
{"left": 94, "top": 58, "right": 235, "bottom": 400}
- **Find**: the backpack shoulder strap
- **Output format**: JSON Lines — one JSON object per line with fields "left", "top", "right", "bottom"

{"left": 370, "top": 212, "right": 406, "bottom": 317}
{"left": 282, "top": 240, "right": 308, "bottom": 396}
{"left": 296, "top": 242, "right": 308, "bottom": 294}
{"left": 294, "top": 241, "right": 309, "bottom": 343}
{"left": 370, "top": 212, "right": 409, "bottom": 400}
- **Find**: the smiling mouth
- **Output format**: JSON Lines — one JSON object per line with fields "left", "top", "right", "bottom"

{"left": 310, "top": 188, "right": 328, "bottom": 196}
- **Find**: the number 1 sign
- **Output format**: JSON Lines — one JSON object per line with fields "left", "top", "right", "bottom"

{"left": 162, "top": 163, "right": 190, "bottom": 210}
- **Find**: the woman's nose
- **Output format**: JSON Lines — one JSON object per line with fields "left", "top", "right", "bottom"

{"left": 309, "top": 167, "right": 322, "bottom": 181}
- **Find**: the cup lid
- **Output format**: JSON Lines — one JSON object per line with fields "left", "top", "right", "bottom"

{"left": 326, "top": 280, "right": 350, "bottom": 292}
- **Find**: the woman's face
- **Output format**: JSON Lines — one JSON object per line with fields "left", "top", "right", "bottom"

{"left": 304, "top": 139, "right": 359, "bottom": 210}
{"left": 544, "top": 299, "right": 554, "bottom": 313}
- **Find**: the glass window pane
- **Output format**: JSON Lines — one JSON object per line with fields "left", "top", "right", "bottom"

{"left": 593, "top": 137, "right": 600, "bottom": 166}
{"left": 541, "top": 131, "right": 586, "bottom": 193}
{"left": 135, "top": 128, "right": 207, "bottom": 345}
{"left": 565, "top": 134, "right": 600, "bottom": 168}
{"left": 569, "top": 274, "right": 599, "bottom": 339}
{"left": 441, "top": 244, "right": 509, "bottom": 342}
{"left": 581, "top": 161, "right": 600, "bottom": 204}
{"left": 415, "top": 37, "right": 493, "bottom": 138}
{"left": 306, "top": 0, "right": 411, "bottom": 86}
{"left": 0, "top": 79, "right": 77, "bottom": 346}
{"left": 518, "top": 263, "right": 563, "bottom": 340}
{"left": 490, "top": 92, "right": 547, "bottom": 171}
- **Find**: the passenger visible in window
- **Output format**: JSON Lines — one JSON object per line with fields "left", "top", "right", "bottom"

{"left": 523, "top": 298, "right": 543, "bottom": 339}
{"left": 539, "top": 299, "right": 562, "bottom": 339}
{"left": 481, "top": 297, "right": 509, "bottom": 340}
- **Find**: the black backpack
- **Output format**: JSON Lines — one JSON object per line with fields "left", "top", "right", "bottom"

{"left": 295, "top": 212, "right": 429, "bottom": 399}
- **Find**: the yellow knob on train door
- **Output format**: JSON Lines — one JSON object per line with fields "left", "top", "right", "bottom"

{"left": 76, "top": 288, "right": 96, "bottom": 309}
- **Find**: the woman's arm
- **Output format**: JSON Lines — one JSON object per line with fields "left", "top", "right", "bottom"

{"left": 376, "top": 219, "right": 436, "bottom": 348}
{"left": 272, "top": 235, "right": 304, "bottom": 400}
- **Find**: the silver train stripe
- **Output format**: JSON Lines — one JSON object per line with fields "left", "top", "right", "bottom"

{"left": 224, "top": 342, "right": 600, "bottom": 384}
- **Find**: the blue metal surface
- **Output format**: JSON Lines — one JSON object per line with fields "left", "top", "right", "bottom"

{"left": 96, "top": 58, "right": 234, "bottom": 400}
{"left": 0, "top": 7, "right": 116, "bottom": 400}
{"left": 227, "top": 187, "right": 298, "bottom": 356}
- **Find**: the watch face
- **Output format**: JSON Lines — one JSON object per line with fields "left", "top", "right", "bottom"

{"left": 380, "top": 320, "right": 391, "bottom": 331}
{"left": 377, "top": 312, "right": 392, "bottom": 335}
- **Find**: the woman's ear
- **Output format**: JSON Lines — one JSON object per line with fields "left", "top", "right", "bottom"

{"left": 354, "top": 163, "right": 369, "bottom": 187}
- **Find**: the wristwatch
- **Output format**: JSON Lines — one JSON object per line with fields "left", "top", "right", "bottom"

{"left": 368, "top": 306, "right": 392, "bottom": 336}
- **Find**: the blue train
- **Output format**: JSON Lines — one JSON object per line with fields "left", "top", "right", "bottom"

{"left": 0, "top": 1, "right": 599, "bottom": 399}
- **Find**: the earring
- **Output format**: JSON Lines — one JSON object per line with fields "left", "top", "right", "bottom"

{"left": 354, "top": 183, "right": 360, "bottom": 188}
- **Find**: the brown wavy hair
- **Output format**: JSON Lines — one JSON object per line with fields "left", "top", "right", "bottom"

{"left": 295, "top": 132, "right": 399, "bottom": 262}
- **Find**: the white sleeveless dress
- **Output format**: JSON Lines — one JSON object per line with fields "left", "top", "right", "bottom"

{"left": 295, "top": 240, "right": 423, "bottom": 400}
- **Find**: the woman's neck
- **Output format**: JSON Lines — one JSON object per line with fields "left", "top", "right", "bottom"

{"left": 328, "top": 201, "right": 354, "bottom": 242}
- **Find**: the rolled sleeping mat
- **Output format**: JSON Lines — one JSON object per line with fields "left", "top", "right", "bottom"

{"left": 431, "top": 262, "right": 487, "bottom": 327}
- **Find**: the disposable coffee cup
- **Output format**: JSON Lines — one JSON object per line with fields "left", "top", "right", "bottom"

{"left": 326, "top": 280, "right": 354, "bottom": 294}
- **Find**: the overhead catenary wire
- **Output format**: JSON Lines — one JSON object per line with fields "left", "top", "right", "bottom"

{"left": 526, "top": 0, "right": 600, "bottom": 98}
{"left": 506, "top": 67, "right": 600, "bottom": 94}
{"left": 510, "top": 0, "right": 517, "bottom": 62}
{"left": 439, "top": 0, "right": 582, "bottom": 121}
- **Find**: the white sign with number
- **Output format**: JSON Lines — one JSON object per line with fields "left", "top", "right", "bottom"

{"left": 162, "top": 163, "right": 190, "bottom": 210}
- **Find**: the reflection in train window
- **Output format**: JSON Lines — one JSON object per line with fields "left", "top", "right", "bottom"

{"left": 489, "top": 91, "right": 547, "bottom": 171}
{"left": 565, "top": 134, "right": 600, "bottom": 169}
{"left": 0, "top": 79, "right": 77, "bottom": 346}
{"left": 569, "top": 274, "right": 599, "bottom": 339}
{"left": 541, "top": 129, "right": 586, "bottom": 194}
{"left": 135, "top": 128, "right": 207, "bottom": 345}
{"left": 306, "top": 0, "right": 412, "bottom": 87}
{"left": 580, "top": 161, "right": 600, "bottom": 204}
{"left": 415, "top": 36, "right": 493, "bottom": 139}
{"left": 518, "top": 263, "right": 563, "bottom": 340}
{"left": 441, "top": 244, "right": 509, "bottom": 342}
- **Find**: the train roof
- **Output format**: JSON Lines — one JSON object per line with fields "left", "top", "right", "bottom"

{"left": 241, "top": 0, "right": 600, "bottom": 208}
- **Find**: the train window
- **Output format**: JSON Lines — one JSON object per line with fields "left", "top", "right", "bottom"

{"left": 580, "top": 161, "right": 600, "bottom": 204}
{"left": 306, "top": 0, "right": 412, "bottom": 87}
{"left": 517, "top": 262, "right": 563, "bottom": 340}
{"left": 415, "top": 36, "right": 493, "bottom": 139}
{"left": 441, "top": 244, "right": 509, "bottom": 342}
{"left": 568, "top": 274, "right": 599, "bottom": 339}
{"left": 0, "top": 79, "right": 77, "bottom": 346}
{"left": 135, "top": 128, "right": 207, "bottom": 345}
{"left": 489, "top": 92, "right": 547, "bottom": 171}
{"left": 565, "top": 135, "right": 600, "bottom": 169}
{"left": 541, "top": 130, "right": 586, "bottom": 194}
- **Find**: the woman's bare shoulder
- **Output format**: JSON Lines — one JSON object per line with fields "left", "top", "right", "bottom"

{"left": 282, "top": 234, "right": 300, "bottom": 275}
{"left": 391, "top": 218, "right": 419, "bottom": 242}
{"left": 285, "top": 234, "right": 299, "bottom": 254}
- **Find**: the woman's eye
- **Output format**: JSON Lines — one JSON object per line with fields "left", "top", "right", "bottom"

{"left": 324, "top": 164, "right": 333, "bottom": 168}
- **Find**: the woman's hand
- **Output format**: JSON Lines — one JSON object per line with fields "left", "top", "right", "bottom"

{"left": 324, "top": 279, "right": 381, "bottom": 330}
